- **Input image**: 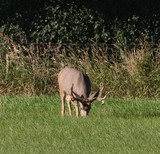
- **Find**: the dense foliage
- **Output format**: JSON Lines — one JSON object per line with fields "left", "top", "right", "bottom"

{"left": 1, "top": 0, "right": 160, "bottom": 98}
{"left": 0, "top": 0, "right": 107, "bottom": 43}
{"left": 1, "top": 0, "right": 160, "bottom": 44}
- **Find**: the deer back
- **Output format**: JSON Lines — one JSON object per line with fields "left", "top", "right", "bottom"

{"left": 58, "top": 67, "right": 91, "bottom": 98}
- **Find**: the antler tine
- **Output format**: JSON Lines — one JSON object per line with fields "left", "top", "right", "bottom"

{"left": 100, "top": 82, "right": 103, "bottom": 88}
{"left": 97, "top": 83, "right": 106, "bottom": 104}
{"left": 98, "top": 83, "right": 104, "bottom": 98}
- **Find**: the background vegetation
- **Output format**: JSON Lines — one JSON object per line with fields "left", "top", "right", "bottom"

{"left": 1, "top": 0, "right": 160, "bottom": 44}
{"left": 0, "top": 0, "right": 160, "bottom": 98}
{"left": 0, "top": 41, "right": 160, "bottom": 98}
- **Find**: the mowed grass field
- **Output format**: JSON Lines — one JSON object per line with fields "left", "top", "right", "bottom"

{"left": 0, "top": 95, "right": 160, "bottom": 154}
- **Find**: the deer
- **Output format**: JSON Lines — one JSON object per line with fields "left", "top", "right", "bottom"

{"left": 58, "top": 67, "right": 106, "bottom": 117}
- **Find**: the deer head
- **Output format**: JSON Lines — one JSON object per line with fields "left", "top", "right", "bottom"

{"left": 71, "top": 83, "right": 106, "bottom": 116}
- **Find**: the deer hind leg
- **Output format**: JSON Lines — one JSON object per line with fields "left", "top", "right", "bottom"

{"left": 60, "top": 91, "right": 66, "bottom": 117}
{"left": 66, "top": 95, "right": 72, "bottom": 116}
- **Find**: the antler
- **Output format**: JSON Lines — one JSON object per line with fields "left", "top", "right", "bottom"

{"left": 70, "top": 83, "right": 106, "bottom": 105}
{"left": 71, "top": 84, "right": 88, "bottom": 103}
{"left": 88, "top": 90, "right": 100, "bottom": 102}
{"left": 96, "top": 83, "right": 106, "bottom": 105}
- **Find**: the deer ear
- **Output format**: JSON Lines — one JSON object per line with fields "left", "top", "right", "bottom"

{"left": 71, "top": 90, "right": 88, "bottom": 103}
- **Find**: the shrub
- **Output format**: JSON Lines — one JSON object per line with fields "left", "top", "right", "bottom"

{"left": 0, "top": 34, "right": 160, "bottom": 98}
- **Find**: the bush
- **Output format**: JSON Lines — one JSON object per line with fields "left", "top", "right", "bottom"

{"left": 1, "top": 1, "right": 107, "bottom": 44}
{"left": 0, "top": 35, "right": 160, "bottom": 98}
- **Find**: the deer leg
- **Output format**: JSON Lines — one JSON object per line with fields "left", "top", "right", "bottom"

{"left": 60, "top": 92, "right": 66, "bottom": 117}
{"left": 66, "top": 95, "right": 72, "bottom": 116}
{"left": 73, "top": 100, "right": 79, "bottom": 117}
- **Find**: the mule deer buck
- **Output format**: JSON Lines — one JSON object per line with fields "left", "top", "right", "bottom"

{"left": 58, "top": 67, "right": 106, "bottom": 117}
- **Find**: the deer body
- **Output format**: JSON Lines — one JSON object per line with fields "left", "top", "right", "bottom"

{"left": 58, "top": 67, "right": 106, "bottom": 117}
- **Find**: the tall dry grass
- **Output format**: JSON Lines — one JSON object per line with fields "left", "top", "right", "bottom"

{"left": 0, "top": 34, "right": 160, "bottom": 98}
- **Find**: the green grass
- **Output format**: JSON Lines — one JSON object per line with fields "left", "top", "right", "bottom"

{"left": 0, "top": 95, "right": 160, "bottom": 154}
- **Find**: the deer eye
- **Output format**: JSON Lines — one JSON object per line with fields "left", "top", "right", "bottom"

{"left": 85, "top": 104, "right": 91, "bottom": 110}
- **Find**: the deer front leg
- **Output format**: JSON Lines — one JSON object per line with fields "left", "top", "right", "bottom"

{"left": 73, "top": 100, "right": 79, "bottom": 117}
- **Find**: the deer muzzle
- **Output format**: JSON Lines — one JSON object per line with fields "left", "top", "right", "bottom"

{"left": 80, "top": 109, "right": 88, "bottom": 116}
